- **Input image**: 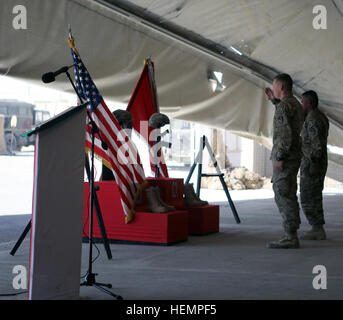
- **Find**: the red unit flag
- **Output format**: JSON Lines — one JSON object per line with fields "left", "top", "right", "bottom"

{"left": 127, "top": 58, "right": 169, "bottom": 178}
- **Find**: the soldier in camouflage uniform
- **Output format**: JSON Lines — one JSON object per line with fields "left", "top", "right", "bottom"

{"left": 265, "top": 74, "right": 304, "bottom": 249}
{"left": 299, "top": 91, "right": 329, "bottom": 240}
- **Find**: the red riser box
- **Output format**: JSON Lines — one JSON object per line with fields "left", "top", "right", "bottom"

{"left": 176, "top": 205, "right": 220, "bottom": 235}
{"left": 83, "top": 181, "right": 188, "bottom": 245}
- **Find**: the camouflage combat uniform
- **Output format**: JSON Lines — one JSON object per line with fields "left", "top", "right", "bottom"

{"left": 300, "top": 109, "right": 329, "bottom": 227}
{"left": 271, "top": 95, "right": 304, "bottom": 234}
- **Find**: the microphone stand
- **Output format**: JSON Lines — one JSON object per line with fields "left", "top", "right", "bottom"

{"left": 65, "top": 71, "right": 123, "bottom": 299}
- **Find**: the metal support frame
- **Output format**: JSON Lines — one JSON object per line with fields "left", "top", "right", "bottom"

{"left": 185, "top": 135, "right": 241, "bottom": 224}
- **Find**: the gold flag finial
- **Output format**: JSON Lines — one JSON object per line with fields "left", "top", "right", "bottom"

{"left": 67, "top": 25, "right": 79, "bottom": 56}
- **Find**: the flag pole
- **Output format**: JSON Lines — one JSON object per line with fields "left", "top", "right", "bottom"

{"left": 146, "top": 57, "right": 161, "bottom": 178}
{"left": 64, "top": 52, "right": 113, "bottom": 261}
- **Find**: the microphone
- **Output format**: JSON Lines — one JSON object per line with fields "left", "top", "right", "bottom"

{"left": 42, "top": 64, "right": 74, "bottom": 83}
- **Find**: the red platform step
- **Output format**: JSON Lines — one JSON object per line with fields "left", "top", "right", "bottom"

{"left": 83, "top": 181, "right": 188, "bottom": 245}
{"left": 177, "top": 205, "right": 220, "bottom": 235}
{"left": 140, "top": 178, "right": 219, "bottom": 236}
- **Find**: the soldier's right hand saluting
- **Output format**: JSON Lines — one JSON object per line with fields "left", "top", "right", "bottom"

{"left": 265, "top": 87, "right": 275, "bottom": 100}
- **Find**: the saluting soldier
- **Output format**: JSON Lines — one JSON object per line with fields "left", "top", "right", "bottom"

{"left": 265, "top": 74, "right": 304, "bottom": 249}
{"left": 299, "top": 90, "right": 329, "bottom": 240}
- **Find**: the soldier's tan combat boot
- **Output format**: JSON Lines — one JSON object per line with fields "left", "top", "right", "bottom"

{"left": 145, "top": 187, "right": 169, "bottom": 213}
{"left": 183, "top": 183, "right": 209, "bottom": 207}
{"left": 300, "top": 225, "right": 326, "bottom": 240}
{"left": 267, "top": 231, "right": 300, "bottom": 249}
{"left": 153, "top": 186, "right": 175, "bottom": 212}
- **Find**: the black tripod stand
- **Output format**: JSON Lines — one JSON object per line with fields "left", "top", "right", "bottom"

{"left": 9, "top": 150, "right": 113, "bottom": 259}
{"left": 80, "top": 113, "right": 122, "bottom": 299}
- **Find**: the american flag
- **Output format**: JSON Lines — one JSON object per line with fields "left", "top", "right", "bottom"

{"left": 68, "top": 34, "right": 146, "bottom": 223}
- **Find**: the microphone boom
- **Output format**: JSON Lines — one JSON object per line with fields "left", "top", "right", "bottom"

{"left": 41, "top": 64, "right": 74, "bottom": 83}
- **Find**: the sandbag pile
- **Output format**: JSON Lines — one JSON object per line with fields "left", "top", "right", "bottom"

{"left": 201, "top": 167, "right": 270, "bottom": 190}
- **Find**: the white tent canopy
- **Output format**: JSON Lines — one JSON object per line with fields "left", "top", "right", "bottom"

{"left": 1, "top": 0, "right": 343, "bottom": 169}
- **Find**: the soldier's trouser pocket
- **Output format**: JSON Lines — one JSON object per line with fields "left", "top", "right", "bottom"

{"left": 273, "top": 177, "right": 290, "bottom": 197}
{"left": 300, "top": 173, "right": 325, "bottom": 226}
{"left": 273, "top": 171, "right": 300, "bottom": 230}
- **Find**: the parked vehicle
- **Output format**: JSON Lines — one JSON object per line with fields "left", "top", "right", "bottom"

{"left": 0, "top": 99, "right": 50, "bottom": 152}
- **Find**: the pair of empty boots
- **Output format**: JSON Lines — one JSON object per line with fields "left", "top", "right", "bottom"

{"left": 183, "top": 183, "right": 208, "bottom": 207}
{"left": 145, "top": 186, "right": 175, "bottom": 213}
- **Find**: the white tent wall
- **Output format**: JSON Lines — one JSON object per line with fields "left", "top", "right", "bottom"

{"left": 1, "top": 0, "right": 343, "bottom": 180}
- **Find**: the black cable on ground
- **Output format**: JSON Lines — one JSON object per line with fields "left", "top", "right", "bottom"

{"left": 80, "top": 190, "right": 101, "bottom": 279}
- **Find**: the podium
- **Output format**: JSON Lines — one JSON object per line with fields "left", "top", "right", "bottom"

{"left": 28, "top": 104, "right": 87, "bottom": 300}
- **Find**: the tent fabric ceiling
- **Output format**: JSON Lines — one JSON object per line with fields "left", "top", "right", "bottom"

{"left": 1, "top": 0, "right": 343, "bottom": 165}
